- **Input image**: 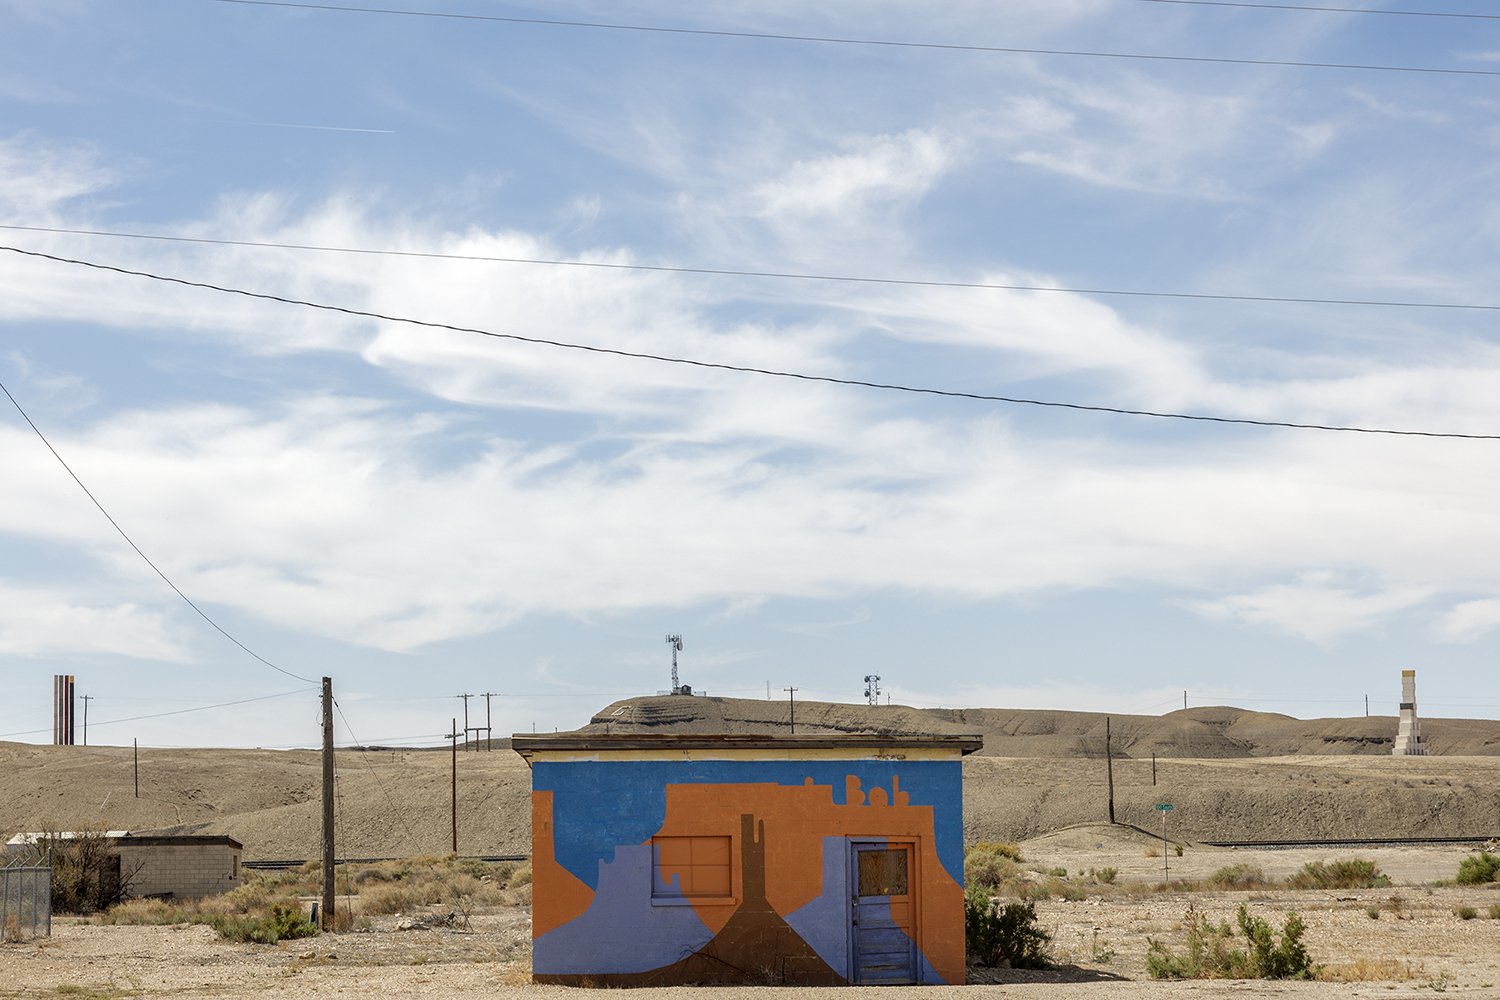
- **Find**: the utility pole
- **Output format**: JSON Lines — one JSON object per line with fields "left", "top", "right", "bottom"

{"left": 1151, "top": 751, "right": 1157, "bottom": 786}
{"left": 81, "top": 695, "right": 93, "bottom": 746}
{"left": 457, "top": 693, "right": 473, "bottom": 751}
{"left": 1183, "top": 690, "right": 1187, "bottom": 711}
{"left": 133, "top": 738, "right": 139, "bottom": 798}
{"left": 321, "top": 677, "right": 335, "bottom": 932}
{"left": 447, "top": 718, "right": 460, "bottom": 853}
{"left": 1365, "top": 694, "right": 1369, "bottom": 717}
{"left": 784, "top": 687, "right": 798, "bottom": 734}
{"left": 1105, "top": 716, "right": 1116, "bottom": 824}
{"left": 481, "top": 692, "right": 496, "bottom": 751}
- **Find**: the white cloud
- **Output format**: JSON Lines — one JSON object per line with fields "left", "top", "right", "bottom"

{"left": 1184, "top": 576, "right": 1432, "bottom": 644}
{"left": 0, "top": 133, "right": 116, "bottom": 219}
{"left": 0, "top": 581, "right": 193, "bottom": 662}
{"left": 751, "top": 129, "right": 953, "bottom": 220}
{"left": 1434, "top": 598, "right": 1500, "bottom": 644}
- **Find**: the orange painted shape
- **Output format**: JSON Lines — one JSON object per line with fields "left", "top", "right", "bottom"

{"left": 649, "top": 773, "right": 968, "bottom": 982}
{"left": 530, "top": 790, "right": 595, "bottom": 937}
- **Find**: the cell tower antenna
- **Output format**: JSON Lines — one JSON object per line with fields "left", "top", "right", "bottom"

{"left": 863, "top": 674, "right": 881, "bottom": 706}
{"left": 665, "top": 634, "right": 684, "bottom": 694}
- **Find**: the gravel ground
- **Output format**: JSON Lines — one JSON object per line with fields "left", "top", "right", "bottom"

{"left": 5, "top": 883, "right": 1499, "bottom": 1000}
{"left": 5, "top": 840, "right": 1499, "bottom": 999}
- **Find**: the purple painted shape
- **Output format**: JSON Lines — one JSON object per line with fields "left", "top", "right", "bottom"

{"left": 784, "top": 835, "right": 851, "bottom": 976}
{"left": 533, "top": 843, "right": 714, "bottom": 975}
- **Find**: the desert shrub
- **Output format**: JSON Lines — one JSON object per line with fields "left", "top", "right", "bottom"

{"left": 1146, "top": 904, "right": 1315, "bottom": 980}
{"left": 45, "top": 831, "right": 134, "bottom": 914}
{"left": 972, "top": 841, "right": 1023, "bottom": 862}
{"left": 1365, "top": 903, "right": 1381, "bottom": 920}
{"left": 103, "top": 894, "right": 317, "bottom": 944}
{"left": 209, "top": 904, "right": 318, "bottom": 944}
{"left": 964, "top": 887, "right": 1052, "bottom": 969}
{"left": 1286, "top": 859, "right": 1388, "bottom": 890}
{"left": 97, "top": 898, "right": 189, "bottom": 926}
{"left": 507, "top": 863, "right": 532, "bottom": 888}
{"left": 964, "top": 848, "right": 1020, "bottom": 890}
{"left": 358, "top": 882, "right": 431, "bottom": 914}
{"left": 1454, "top": 906, "right": 1478, "bottom": 921}
{"left": 1456, "top": 852, "right": 1500, "bottom": 886}
{"left": 1085, "top": 867, "right": 1118, "bottom": 885}
{"left": 1488, "top": 903, "right": 1500, "bottom": 921}
{"left": 1205, "top": 864, "right": 1268, "bottom": 890}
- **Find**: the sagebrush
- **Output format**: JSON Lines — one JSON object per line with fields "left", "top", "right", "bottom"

{"left": 1286, "top": 859, "right": 1389, "bottom": 890}
{"left": 964, "top": 887, "right": 1052, "bottom": 969}
{"left": 1146, "top": 904, "right": 1315, "bottom": 980}
{"left": 1456, "top": 852, "right": 1500, "bottom": 886}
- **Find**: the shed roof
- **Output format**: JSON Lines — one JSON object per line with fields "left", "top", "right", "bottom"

{"left": 511, "top": 731, "right": 982, "bottom": 760}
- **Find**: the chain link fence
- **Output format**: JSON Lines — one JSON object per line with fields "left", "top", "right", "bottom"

{"left": 1, "top": 851, "right": 52, "bottom": 941}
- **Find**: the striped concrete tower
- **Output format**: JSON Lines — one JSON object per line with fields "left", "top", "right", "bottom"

{"left": 1391, "top": 669, "right": 1427, "bottom": 756}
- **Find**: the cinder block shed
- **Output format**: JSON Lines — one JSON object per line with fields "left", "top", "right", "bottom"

{"left": 513, "top": 732, "right": 982, "bottom": 986}
{"left": 115, "top": 834, "right": 243, "bottom": 899}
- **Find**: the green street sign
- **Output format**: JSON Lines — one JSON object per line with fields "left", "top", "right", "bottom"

{"left": 1155, "top": 803, "right": 1174, "bottom": 812}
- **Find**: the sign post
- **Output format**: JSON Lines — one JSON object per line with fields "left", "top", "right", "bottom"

{"left": 1155, "top": 803, "right": 1174, "bottom": 883}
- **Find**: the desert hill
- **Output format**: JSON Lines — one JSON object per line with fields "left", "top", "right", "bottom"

{"left": 3, "top": 697, "right": 1496, "bottom": 860}
{"left": 585, "top": 695, "right": 1500, "bottom": 757}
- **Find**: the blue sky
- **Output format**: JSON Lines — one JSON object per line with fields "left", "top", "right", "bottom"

{"left": 4, "top": 0, "right": 1500, "bottom": 749}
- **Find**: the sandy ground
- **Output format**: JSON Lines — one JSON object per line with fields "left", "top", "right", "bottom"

{"left": 5, "top": 839, "right": 1500, "bottom": 998}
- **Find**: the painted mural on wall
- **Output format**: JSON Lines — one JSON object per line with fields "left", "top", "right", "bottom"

{"left": 530, "top": 758, "right": 966, "bottom": 986}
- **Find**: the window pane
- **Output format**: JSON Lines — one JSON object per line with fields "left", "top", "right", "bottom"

{"left": 858, "top": 849, "right": 908, "bottom": 896}
{"left": 653, "top": 836, "right": 732, "bottom": 898}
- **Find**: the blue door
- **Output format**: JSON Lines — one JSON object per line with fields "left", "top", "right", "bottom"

{"left": 849, "top": 841, "right": 917, "bottom": 985}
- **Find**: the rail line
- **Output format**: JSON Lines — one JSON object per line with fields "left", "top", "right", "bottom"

{"left": 1202, "top": 836, "right": 1497, "bottom": 849}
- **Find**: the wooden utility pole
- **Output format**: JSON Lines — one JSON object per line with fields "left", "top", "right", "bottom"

{"left": 481, "top": 692, "right": 497, "bottom": 751}
{"left": 784, "top": 687, "right": 798, "bottom": 734}
{"left": 133, "top": 738, "right": 139, "bottom": 797}
{"left": 1151, "top": 750, "right": 1157, "bottom": 786}
{"left": 81, "top": 695, "right": 93, "bottom": 746}
{"left": 448, "top": 718, "right": 459, "bottom": 853}
{"left": 321, "top": 677, "right": 335, "bottom": 932}
{"left": 1105, "top": 716, "right": 1116, "bottom": 824}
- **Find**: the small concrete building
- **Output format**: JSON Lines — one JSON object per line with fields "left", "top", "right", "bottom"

{"left": 115, "top": 834, "right": 243, "bottom": 899}
{"left": 5, "top": 832, "right": 243, "bottom": 899}
{"left": 513, "top": 732, "right": 981, "bottom": 986}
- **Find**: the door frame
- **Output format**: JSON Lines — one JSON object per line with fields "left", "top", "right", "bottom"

{"left": 846, "top": 837, "right": 920, "bottom": 985}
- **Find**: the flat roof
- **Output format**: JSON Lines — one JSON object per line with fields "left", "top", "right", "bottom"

{"left": 511, "top": 732, "right": 983, "bottom": 759}
{"left": 116, "top": 835, "right": 244, "bottom": 850}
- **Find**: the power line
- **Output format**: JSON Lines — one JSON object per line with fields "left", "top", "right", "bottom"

{"left": 5, "top": 243, "right": 1499, "bottom": 441}
{"left": 7, "top": 223, "right": 1500, "bottom": 314}
{"left": 0, "top": 374, "right": 320, "bottom": 684}
{"left": 211, "top": 0, "right": 1500, "bottom": 79}
{"left": 1134, "top": 0, "right": 1500, "bottom": 20}
{"left": 333, "top": 698, "right": 424, "bottom": 847}
{"left": 0, "top": 687, "right": 315, "bottom": 739}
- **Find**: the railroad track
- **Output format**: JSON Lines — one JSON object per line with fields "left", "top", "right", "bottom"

{"left": 1202, "top": 836, "right": 1498, "bottom": 849}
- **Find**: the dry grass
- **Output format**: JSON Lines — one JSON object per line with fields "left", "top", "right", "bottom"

{"left": 1316, "top": 957, "right": 1426, "bottom": 982}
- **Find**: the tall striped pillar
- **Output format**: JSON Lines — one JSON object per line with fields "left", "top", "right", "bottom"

{"left": 53, "top": 674, "right": 75, "bottom": 745}
{"left": 1391, "top": 669, "right": 1427, "bottom": 756}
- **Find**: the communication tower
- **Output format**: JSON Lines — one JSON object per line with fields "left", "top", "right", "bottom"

{"left": 864, "top": 674, "right": 881, "bottom": 706}
{"left": 665, "top": 634, "right": 684, "bottom": 694}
